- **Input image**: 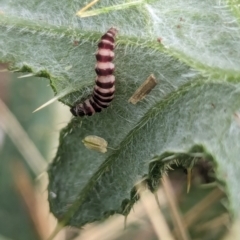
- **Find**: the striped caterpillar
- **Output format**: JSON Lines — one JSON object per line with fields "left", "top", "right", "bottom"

{"left": 70, "top": 27, "right": 118, "bottom": 117}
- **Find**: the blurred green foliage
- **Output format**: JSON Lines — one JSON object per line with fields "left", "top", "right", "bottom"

{"left": 0, "top": 73, "right": 55, "bottom": 240}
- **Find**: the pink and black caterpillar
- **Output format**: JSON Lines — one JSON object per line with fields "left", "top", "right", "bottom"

{"left": 70, "top": 27, "right": 118, "bottom": 117}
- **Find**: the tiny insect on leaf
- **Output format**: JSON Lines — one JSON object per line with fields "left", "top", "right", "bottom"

{"left": 82, "top": 135, "right": 108, "bottom": 153}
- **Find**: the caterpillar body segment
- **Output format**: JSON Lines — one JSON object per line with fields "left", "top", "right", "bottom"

{"left": 70, "top": 27, "right": 118, "bottom": 117}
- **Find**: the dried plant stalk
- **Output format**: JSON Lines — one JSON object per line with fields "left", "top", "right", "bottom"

{"left": 128, "top": 74, "right": 157, "bottom": 104}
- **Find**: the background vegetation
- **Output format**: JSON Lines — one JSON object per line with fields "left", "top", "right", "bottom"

{"left": 0, "top": 0, "right": 240, "bottom": 239}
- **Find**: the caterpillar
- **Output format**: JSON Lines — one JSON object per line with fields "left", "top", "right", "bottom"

{"left": 70, "top": 27, "right": 118, "bottom": 117}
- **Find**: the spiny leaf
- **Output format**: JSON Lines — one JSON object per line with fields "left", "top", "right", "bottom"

{"left": 1, "top": 0, "right": 240, "bottom": 229}
{"left": 48, "top": 80, "right": 240, "bottom": 226}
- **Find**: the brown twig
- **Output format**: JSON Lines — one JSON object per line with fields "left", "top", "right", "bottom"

{"left": 140, "top": 186, "right": 175, "bottom": 240}
{"left": 12, "top": 162, "right": 49, "bottom": 240}
{"left": 162, "top": 175, "right": 190, "bottom": 240}
{"left": 0, "top": 98, "right": 47, "bottom": 175}
{"left": 183, "top": 188, "right": 224, "bottom": 227}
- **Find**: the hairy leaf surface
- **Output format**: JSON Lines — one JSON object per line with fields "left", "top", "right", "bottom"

{"left": 1, "top": 0, "right": 240, "bottom": 227}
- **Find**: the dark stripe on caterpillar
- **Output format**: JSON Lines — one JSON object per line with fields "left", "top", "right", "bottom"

{"left": 89, "top": 99, "right": 102, "bottom": 112}
{"left": 96, "top": 80, "right": 114, "bottom": 89}
{"left": 92, "top": 95, "right": 109, "bottom": 108}
{"left": 94, "top": 89, "right": 115, "bottom": 97}
{"left": 101, "top": 34, "right": 114, "bottom": 43}
{"left": 83, "top": 101, "right": 93, "bottom": 116}
{"left": 98, "top": 41, "right": 114, "bottom": 50}
{"left": 95, "top": 67, "right": 114, "bottom": 76}
{"left": 96, "top": 53, "right": 114, "bottom": 62}
{"left": 93, "top": 92, "right": 114, "bottom": 103}
{"left": 70, "top": 27, "right": 117, "bottom": 117}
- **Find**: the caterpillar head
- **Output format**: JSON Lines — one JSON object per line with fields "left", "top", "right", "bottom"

{"left": 108, "top": 27, "right": 118, "bottom": 36}
{"left": 70, "top": 105, "right": 85, "bottom": 117}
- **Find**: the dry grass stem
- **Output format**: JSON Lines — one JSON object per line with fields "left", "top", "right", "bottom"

{"left": 128, "top": 74, "right": 157, "bottom": 104}
{"left": 12, "top": 162, "right": 49, "bottom": 240}
{"left": 182, "top": 188, "right": 224, "bottom": 228}
{"left": 139, "top": 185, "right": 175, "bottom": 240}
{"left": 194, "top": 213, "right": 230, "bottom": 232}
{"left": 0, "top": 98, "right": 47, "bottom": 175}
{"left": 162, "top": 175, "right": 190, "bottom": 240}
{"left": 222, "top": 220, "right": 240, "bottom": 240}
{"left": 76, "top": 0, "right": 100, "bottom": 16}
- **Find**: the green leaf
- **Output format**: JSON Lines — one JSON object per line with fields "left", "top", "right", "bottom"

{"left": 48, "top": 81, "right": 240, "bottom": 227}
{"left": 1, "top": 0, "right": 240, "bottom": 230}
